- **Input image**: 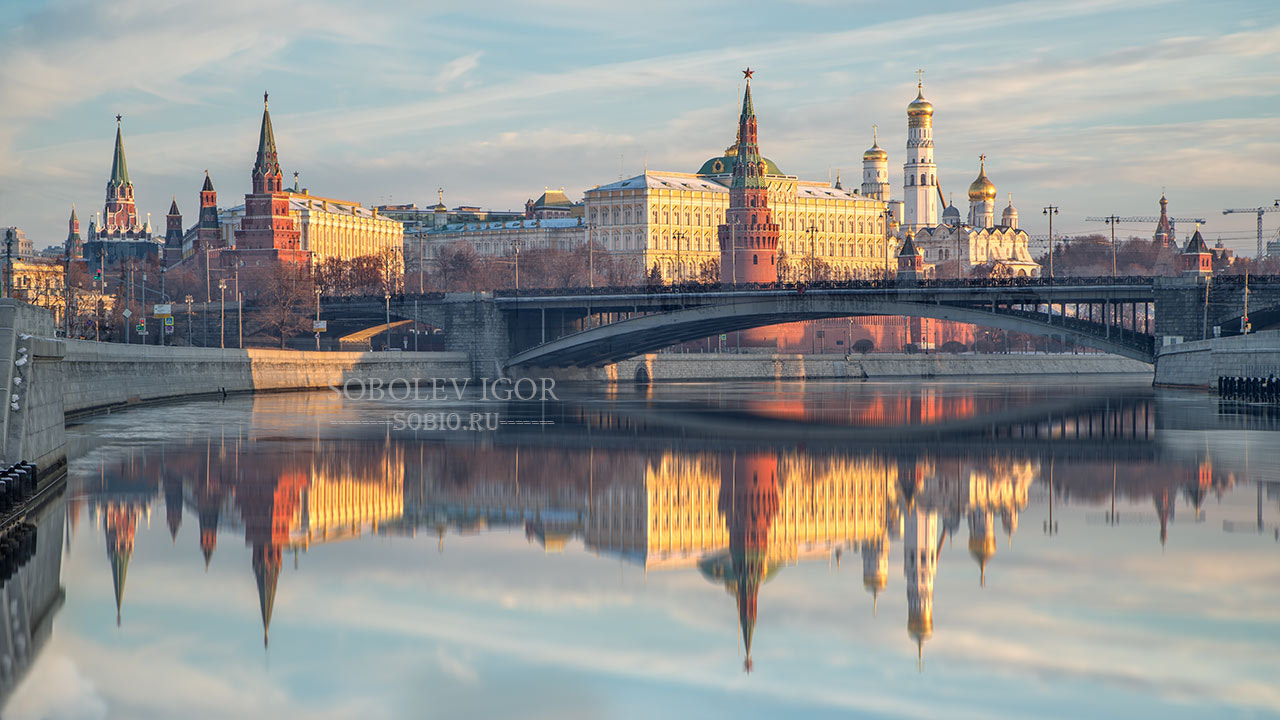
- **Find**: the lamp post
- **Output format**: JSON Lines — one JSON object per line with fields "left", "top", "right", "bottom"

{"left": 3, "top": 228, "right": 13, "bottom": 299}
{"left": 510, "top": 237, "right": 523, "bottom": 293}
{"left": 672, "top": 231, "right": 686, "bottom": 284}
{"left": 730, "top": 221, "right": 740, "bottom": 286}
{"left": 882, "top": 209, "right": 893, "bottom": 280}
{"left": 1103, "top": 215, "right": 1119, "bottom": 278}
{"left": 384, "top": 291, "right": 392, "bottom": 351}
{"left": 587, "top": 222, "right": 596, "bottom": 289}
{"left": 185, "top": 295, "right": 194, "bottom": 346}
{"left": 218, "top": 278, "right": 226, "bottom": 349}
{"left": 1042, "top": 205, "right": 1058, "bottom": 280}
{"left": 315, "top": 287, "right": 322, "bottom": 350}
{"left": 805, "top": 224, "right": 818, "bottom": 283}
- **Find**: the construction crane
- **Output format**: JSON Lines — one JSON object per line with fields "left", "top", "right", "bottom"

{"left": 1223, "top": 201, "right": 1280, "bottom": 259}
{"left": 1083, "top": 214, "right": 1209, "bottom": 277}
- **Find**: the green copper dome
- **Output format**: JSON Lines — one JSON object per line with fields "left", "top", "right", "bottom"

{"left": 697, "top": 152, "right": 783, "bottom": 177}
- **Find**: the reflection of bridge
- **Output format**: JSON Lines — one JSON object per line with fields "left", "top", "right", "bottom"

{"left": 310, "top": 276, "right": 1280, "bottom": 371}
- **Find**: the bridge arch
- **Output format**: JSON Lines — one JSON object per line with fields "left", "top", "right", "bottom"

{"left": 506, "top": 295, "right": 1155, "bottom": 368}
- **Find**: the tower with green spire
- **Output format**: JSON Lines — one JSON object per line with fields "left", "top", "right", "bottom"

{"left": 229, "top": 93, "right": 307, "bottom": 272}
{"left": 99, "top": 116, "right": 144, "bottom": 238}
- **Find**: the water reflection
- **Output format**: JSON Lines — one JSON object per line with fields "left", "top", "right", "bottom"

{"left": 58, "top": 382, "right": 1276, "bottom": 683}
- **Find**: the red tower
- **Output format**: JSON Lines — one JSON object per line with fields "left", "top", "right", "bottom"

{"left": 1153, "top": 194, "right": 1176, "bottom": 248}
{"left": 718, "top": 452, "right": 779, "bottom": 673}
{"left": 100, "top": 116, "right": 143, "bottom": 237}
{"left": 718, "top": 69, "right": 779, "bottom": 285}
{"left": 1180, "top": 228, "right": 1212, "bottom": 278}
{"left": 196, "top": 171, "right": 221, "bottom": 254}
{"left": 66, "top": 205, "right": 82, "bottom": 259}
{"left": 228, "top": 93, "right": 307, "bottom": 270}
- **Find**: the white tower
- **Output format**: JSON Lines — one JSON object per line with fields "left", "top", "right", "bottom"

{"left": 862, "top": 125, "right": 890, "bottom": 201}
{"left": 967, "top": 155, "right": 997, "bottom": 228}
{"left": 904, "top": 506, "right": 938, "bottom": 666}
{"left": 903, "top": 74, "right": 939, "bottom": 232}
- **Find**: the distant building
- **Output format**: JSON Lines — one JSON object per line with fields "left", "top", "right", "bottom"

{"left": 525, "top": 188, "right": 579, "bottom": 219}
{"left": 3, "top": 257, "right": 66, "bottom": 323}
{"left": 2, "top": 227, "right": 35, "bottom": 259}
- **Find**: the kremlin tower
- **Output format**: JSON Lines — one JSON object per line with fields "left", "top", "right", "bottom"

{"left": 85, "top": 116, "right": 158, "bottom": 269}
{"left": 718, "top": 451, "right": 779, "bottom": 673}
{"left": 66, "top": 206, "right": 82, "bottom": 260}
{"left": 904, "top": 505, "right": 939, "bottom": 670}
{"left": 1153, "top": 194, "right": 1176, "bottom": 248}
{"left": 227, "top": 93, "right": 307, "bottom": 272}
{"left": 197, "top": 171, "right": 221, "bottom": 255}
{"left": 718, "top": 69, "right": 780, "bottom": 285}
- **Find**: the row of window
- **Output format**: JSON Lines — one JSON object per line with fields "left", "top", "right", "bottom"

{"left": 589, "top": 205, "right": 887, "bottom": 236}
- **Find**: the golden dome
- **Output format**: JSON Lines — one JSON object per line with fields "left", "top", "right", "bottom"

{"left": 863, "top": 142, "right": 887, "bottom": 162}
{"left": 967, "top": 157, "right": 997, "bottom": 202}
{"left": 907, "top": 87, "right": 933, "bottom": 118}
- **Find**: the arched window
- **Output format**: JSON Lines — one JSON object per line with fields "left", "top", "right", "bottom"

{"left": 652, "top": 209, "right": 659, "bottom": 224}
{"left": 920, "top": 173, "right": 927, "bottom": 185}
{"left": 753, "top": 254, "right": 759, "bottom": 265}
{"left": 663, "top": 210, "right": 669, "bottom": 224}
{"left": 685, "top": 212, "right": 691, "bottom": 225}
{"left": 908, "top": 175, "right": 914, "bottom": 186}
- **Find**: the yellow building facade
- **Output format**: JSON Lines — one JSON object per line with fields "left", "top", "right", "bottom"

{"left": 583, "top": 171, "right": 898, "bottom": 282}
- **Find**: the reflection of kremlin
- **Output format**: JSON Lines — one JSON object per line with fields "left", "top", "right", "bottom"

{"left": 76, "top": 432, "right": 1247, "bottom": 665}
{"left": 81, "top": 437, "right": 404, "bottom": 645}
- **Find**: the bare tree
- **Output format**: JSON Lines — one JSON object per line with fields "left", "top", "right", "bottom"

{"left": 248, "top": 263, "right": 315, "bottom": 349}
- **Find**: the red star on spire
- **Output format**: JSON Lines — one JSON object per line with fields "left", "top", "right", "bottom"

{"left": 742, "top": 67, "right": 753, "bottom": 80}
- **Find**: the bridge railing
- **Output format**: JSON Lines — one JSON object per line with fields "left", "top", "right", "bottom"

{"left": 996, "top": 307, "right": 1156, "bottom": 355}
{"left": 486, "top": 275, "right": 1171, "bottom": 299}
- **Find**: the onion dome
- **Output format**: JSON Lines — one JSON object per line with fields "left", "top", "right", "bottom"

{"left": 907, "top": 85, "right": 934, "bottom": 118}
{"left": 1002, "top": 194, "right": 1018, "bottom": 225}
{"left": 968, "top": 157, "right": 997, "bottom": 202}
{"left": 864, "top": 126, "right": 888, "bottom": 161}
{"left": 943, "top": 202, "right": 961, "bottom": 224}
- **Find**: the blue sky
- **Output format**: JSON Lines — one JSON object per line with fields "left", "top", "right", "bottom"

{"left": 2, "top": 0, "right": 1279, "bottom": 254}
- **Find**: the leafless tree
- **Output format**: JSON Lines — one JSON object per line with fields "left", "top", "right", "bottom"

{"left": 248, "top": 263, "right": 315, "bottom": 349}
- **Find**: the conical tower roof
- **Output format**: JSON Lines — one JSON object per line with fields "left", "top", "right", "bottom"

{"left": 1183, "top": 228, "right": 1210, "bottom": 255}
{"left": 253, "top": 545, "right": 281, "bottom": 648}
{"left": 202, "top": 170, "right": 215, "bottom": 192}
{"left": 253, "top": 93, "right": 282, "bottom": 180}
{"left": 168, "top": 196, "right": 180, "bottom": 215}
{"left": 898, "top": 232, "right": 920, "bottom": 258}
{"left": 110, "top": 116, "right": 130, "bottom": 188}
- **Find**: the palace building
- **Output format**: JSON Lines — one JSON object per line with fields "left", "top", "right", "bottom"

{"left": 583, "top": 71, "right": 898, "bottom": 283}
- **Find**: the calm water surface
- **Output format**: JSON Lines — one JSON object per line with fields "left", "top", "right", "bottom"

{"left": 4, "top": 377, "right": 1280, "bottom": 719}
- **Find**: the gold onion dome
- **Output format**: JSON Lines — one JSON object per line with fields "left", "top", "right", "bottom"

{"left": 864, "top": 126, "right": 887, "bottom": 161}
{"left": 968, "top": 158, "right": 997, "bottom": 202}
{"left": 907, "top": 87, "right": 934, "bottom": 118}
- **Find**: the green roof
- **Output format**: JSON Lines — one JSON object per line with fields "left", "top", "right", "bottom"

{"left": 696, "top": 153, "right": 783, "bottom": 177}
{"left": 110, "top": 122, "right": 130, "bottom": 188}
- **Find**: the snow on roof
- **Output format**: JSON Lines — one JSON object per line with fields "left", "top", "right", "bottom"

{"left": 589, "top": 173, "right": 729, "bottom": 194}
{"left": 435, "top": 217, "right": 584, "bottom": 233}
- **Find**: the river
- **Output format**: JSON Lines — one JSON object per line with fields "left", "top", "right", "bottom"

{"left": 4, "top": 376, "right": 1278, "bottom": 719}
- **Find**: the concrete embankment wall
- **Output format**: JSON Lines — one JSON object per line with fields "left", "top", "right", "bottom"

{"left": 62, "top": 341, "right": 471, "bottom": 417}
{"left": 1153, "top": 330, "right": 1280, "bottom": 389}
{"left": 605, "top": 353, "right": 1152, "bottom": 383}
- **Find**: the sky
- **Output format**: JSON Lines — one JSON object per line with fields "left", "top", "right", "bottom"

{"left": 1, "top": 0, "right": 1279, "bottom": 255}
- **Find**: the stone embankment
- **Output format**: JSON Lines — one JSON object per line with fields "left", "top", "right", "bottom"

{"left": 60, "top": 342, "right": 471, "bottom": 417}
{"left": 607, "top": 352, "right": 1152, "bottom": 383}
{"left": 1153, "top": 331, "right": 1280, "bottom": 389}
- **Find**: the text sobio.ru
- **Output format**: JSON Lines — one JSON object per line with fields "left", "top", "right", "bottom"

{"left": 392, "top": 412, "right": 500, "bottom": 431}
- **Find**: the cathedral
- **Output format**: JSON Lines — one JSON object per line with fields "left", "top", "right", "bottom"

{"left": 900, "top": 81, "right": 1040, "bottom": 278}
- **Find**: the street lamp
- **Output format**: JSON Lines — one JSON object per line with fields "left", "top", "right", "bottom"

{"left": 1103, "top": 215, "right": 1120, "bottom": 279}
{"left": 510, "top": 237, "right": 523, "bottom": 293}
{"left": 185, "top": 295, "right": 194, "bottom": 346}
{"left": 672, "top": 231, "right": 686, "bottom": 284}
{"left": 1042, "top": 205, "right": 1058, "bottom": 280}
{"left": 384, "top": 291, "right": 392, "bottom": 351}
{"left": 315, "top": 287, "right": 322, "bottom": 351}
{"left": 218, "top": 278, "right": 227, "bottom": 349}
{"left": 805, "top": 224, "right": 818, "bottom": 283}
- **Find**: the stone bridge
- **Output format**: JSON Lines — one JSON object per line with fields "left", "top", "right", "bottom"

{"left": 311, "top": 275, "right": 1280, "bottom": 374}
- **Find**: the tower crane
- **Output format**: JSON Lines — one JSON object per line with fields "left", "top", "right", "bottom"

{"left": 1083, "top": 214, "right": 1208, "bottom": 277}
{"left": 1222, "top": 201, "right": 1280, "bottom": 259}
